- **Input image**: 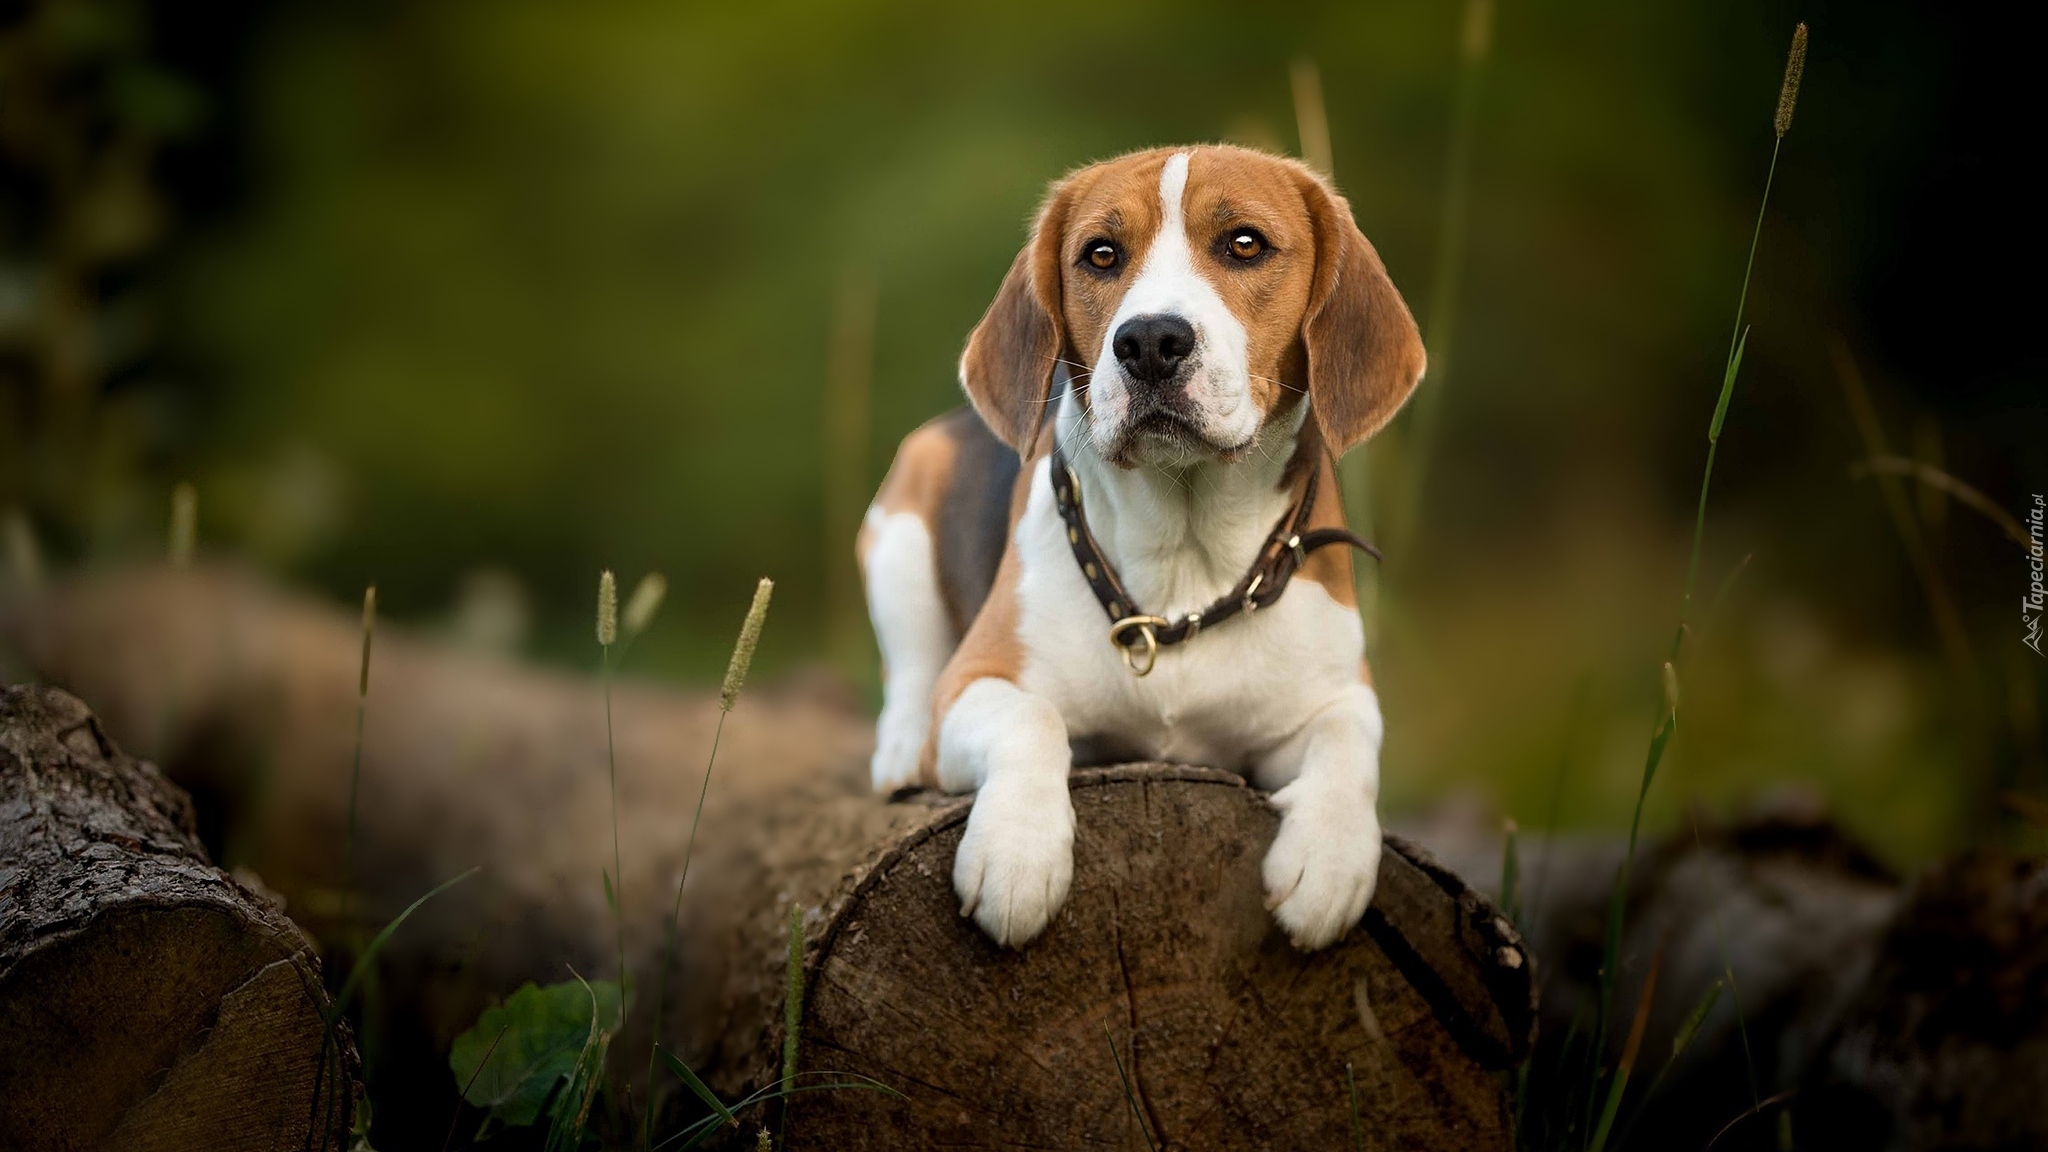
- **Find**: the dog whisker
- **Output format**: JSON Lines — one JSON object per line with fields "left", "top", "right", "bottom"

{"left": 1026, "top": 380, "right": 1087, "bottom": 406}
{"left": 1248, "top": 371, "right": 1307, "bottom": 395}
{"left": 1043, "top": 355, "right": 1097, "bottom": 370}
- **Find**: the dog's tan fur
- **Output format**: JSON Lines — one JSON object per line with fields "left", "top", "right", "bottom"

{"left": 861, "top": 144, "right": 1422, "bottom": 948}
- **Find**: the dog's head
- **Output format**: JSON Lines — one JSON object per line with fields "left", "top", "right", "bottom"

{"left": 961, "top": 145, "right": 1425, "bottom": 467}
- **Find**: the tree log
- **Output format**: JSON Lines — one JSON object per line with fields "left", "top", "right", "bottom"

{"left": 2, "top": 568, "right": 1535, "bottom": 1149}
{"left": 0, "top": 683, "right": 357, "bottom": 1152}
{"left": 1792, "top": 849, "right": 2048, "bottom": 1151}
{"left": 679, "top": 765, "right": 1535, "bottom": 1150}
{"left": 1408, "top": 799, "right": 2048, "bottom": 1150}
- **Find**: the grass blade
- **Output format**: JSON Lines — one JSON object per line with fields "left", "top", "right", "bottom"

{"left": 442, "top": 1024, "right": 509, "bottom": 1152}
{"left": 1608, "top": 978, "right": 1725, "bottom": 1152}
{"left": 1589, "top": 944, "right": 1664, "bottom": 1152}
{"left": 308, "top": 864, "right": 478, "bottom": 1149}
{"left": 1101, "top": 1021, "right": 1159, "bottom": 1152}
{"left": 1346, "top": 1062, "right": 1364, "bottom": 1152}
{"left": 1850, "top": 456, "right": 2038, "bottom": 552}
{"left": 599, "top": 622, "right": 628, "bottom": 1008}
{"left": 655, "top": 1073, "right": 903, "bottom": 1152}
{"left": 661, "top": 1045, "right": 737, "bottom": 1130}
{"left": 781, "top": 900, "right": 804, "bottom": 1145}
{"left": 645, "top": 580, "right": 774, "bottom": 1150}
{"left": 1703, "top": 1089, "right": 1799, "bottom": 1152}
{"left": 332, "top": 865, "right": 479, "bottom": 1021}
{"left": 1592, "top": 685, "right": 1676, "bottom": 1094}
{"left": 1669, "top": 979, "right": 1723, "bottom": 1064}
{"left": 544, "top": 970, "right": 613, "bottom": 1152}
{"left": 1708, "top": 327, "right": 1748, "bottom": 443}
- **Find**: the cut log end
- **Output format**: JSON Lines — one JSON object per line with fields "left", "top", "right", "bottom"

{"left": 0, "top": 685, "right": 357, "bottom": 1151}
{"left": 702, "top": 766, "right": 1534, "bottom": 1151}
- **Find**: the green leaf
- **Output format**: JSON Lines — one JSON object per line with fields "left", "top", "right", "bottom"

{"left": 602, "top": 868, "right": 616, "bottom": 913}
{"left": 449, "top": 978, "right": 622, "bottom": 1128}
{"left": 1708, "top": 327, "right": 1749, "bottom": 443}
{"left": 544, "top": 973, "right": 614, "bottom": 1152}
{"left": 660, "top": 1045, "right": 737, "bottom": 1130}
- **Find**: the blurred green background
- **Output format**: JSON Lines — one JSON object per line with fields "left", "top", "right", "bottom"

{"left": 3, "top": 0, "right": 2041, "bottom": 866}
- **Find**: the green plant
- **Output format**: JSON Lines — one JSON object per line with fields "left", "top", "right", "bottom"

{"left": 1102, "top": 1021, "right": 1160, "bottom": 1152}
{"left": 643, "top": 577, "right": 772, "bottom": 1148}
{"left": 450, "top": 975, "right": 623, "bottom": 1136}
{"left": 650, "top": 1072, "right": 904, "bottom": 1152}
{"left": 598, "top": 569, "right": 627, "bottom": 1006}
{"left": 636, "top": 580, "right": 891, "bottom": 1148}
{"left": 780, "top": 899, "right": 803, "bottom": 1146}
{"left": 1588, "top": 947, "right": 1664, "bottom": 1152}
{"left": 1524, "top": 22, "right": 1807, "bottom": 1151}
{"left": 346, "top": 585, "right": 375, "bottom": 907}
{"left": 545, "top": 971, "right": 619, "bottom": 1152}
{"left": 315, "top": 866, "right": 480, "bottom": 1147}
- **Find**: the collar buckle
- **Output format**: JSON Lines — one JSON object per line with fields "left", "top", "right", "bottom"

{"left": 1242, "top": 572, "right": 1265, "bottom": 615}
{"left": 1108, "top": 614, "right": 1170, "bottom": 677}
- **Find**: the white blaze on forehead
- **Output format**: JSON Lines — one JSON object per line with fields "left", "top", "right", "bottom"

{"left": 1160, "top": 150, "right": 1190, "bottom": 232}
{"left": 1115, "top": 153, "right": 1212, "bottom": 326}
{"left": 1088, "top": 150, "right": 1257, "bottom": 451}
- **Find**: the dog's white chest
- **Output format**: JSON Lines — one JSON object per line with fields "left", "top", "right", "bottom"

{"left": 1008, "top": 458, "right": 1365, "bottom": 770}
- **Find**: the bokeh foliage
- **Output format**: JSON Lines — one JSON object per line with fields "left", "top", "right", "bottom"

{"left": 4, "top": 0, "right": 2041, "bottom": 867}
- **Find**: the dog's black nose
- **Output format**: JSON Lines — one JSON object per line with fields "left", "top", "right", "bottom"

{"left": 1112, "top": 314, "right": 1196, "bottom": 387}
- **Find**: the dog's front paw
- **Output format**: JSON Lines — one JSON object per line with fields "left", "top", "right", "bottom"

{"left": 870, "top": 705, "right": 925, "bottom": 793}
{"left": 1262, "top": 784, "right": 1382, "bottom": 950}
{"left": 952, "top": 778, "right": 1074, "bottom": 948}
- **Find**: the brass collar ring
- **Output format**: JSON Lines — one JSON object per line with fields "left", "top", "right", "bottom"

{"left": 1108, "top": 614, "right": 1170, "bottom": 677}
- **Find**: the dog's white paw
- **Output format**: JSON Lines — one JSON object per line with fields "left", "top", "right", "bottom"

{"left": 952, "top": 778, "right": 1074, "bottom": 948}
{"left": 870, "top": 706, "right": 925, "bottom": 792}
{"left": 1262, "top": 783, "right": 1382, "bottom": 951}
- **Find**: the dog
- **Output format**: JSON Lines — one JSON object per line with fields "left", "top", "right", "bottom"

{"left": 858, "top": 144, "right": 1425, "bottom": 950}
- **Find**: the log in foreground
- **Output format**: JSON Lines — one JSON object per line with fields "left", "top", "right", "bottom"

{"left": 684, "top": 765, "right": 1535, "bottom": 1151}
{"left": 7, "top": 568, "right": 2043, "bottom": 1148}
{"left": 0, "top": 684, "right": 357, "bottom": 1151}
{"left": 3, "top": 567, "right": 1533, "bottom": 1149}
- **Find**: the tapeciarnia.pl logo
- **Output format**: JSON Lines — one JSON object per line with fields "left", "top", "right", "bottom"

{"left": 2026, "top": 494, "right": 2045, "bottom": 657}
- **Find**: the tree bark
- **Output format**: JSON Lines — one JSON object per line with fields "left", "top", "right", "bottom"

{"left": 0, "top": 683, "right": 357, "bottom": 1152}
{"left": 1407, "top": 800, "right": 2048, "bottom": 1151}
{"left": 677, "top": 765, "right": 1535, "bottom": 1150}
{"left": 2, "top": 567, "right": 1536, "bottom": 1149}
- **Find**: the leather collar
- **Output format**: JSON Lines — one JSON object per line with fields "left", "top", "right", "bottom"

{"left": 1046, "top": 441, "right": 1381, "bottom": 675}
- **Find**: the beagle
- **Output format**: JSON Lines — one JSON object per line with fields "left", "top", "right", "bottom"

{"left": 858, "top": 145, "right": 1425, "bottom": 950}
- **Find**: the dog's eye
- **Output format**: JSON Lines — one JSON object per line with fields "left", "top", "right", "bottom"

{"left": 1084, "top": 241, "right": 1120, "bottom": 270}
{"left": 1227, "top": 230, "right": 1266, "bottom": 260}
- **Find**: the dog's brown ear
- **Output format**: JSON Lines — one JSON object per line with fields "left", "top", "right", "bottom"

{"left": 1296, "top": 171, "right": 1426, "bottom": 457}
{"left": 959, "top": 179, "right": 1075, "bottom": 453}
